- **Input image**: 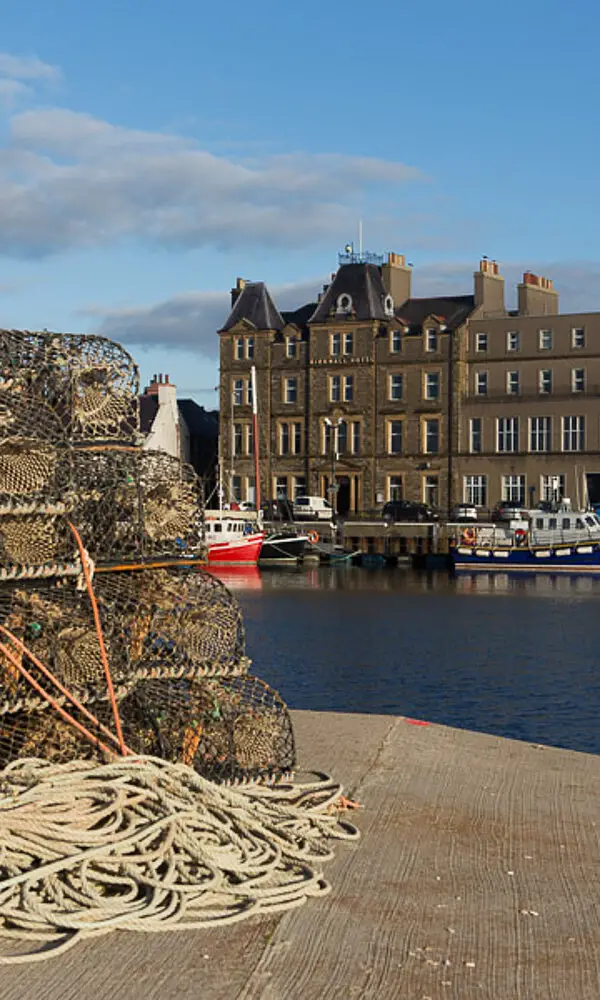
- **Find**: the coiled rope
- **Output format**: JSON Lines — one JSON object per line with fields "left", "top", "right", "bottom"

{"left": 0, "top": 756, "right": 359, "bottom": 964}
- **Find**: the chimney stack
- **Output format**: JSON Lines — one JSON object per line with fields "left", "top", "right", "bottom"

{"left": 517, "top": 272, "right": 559, "bottom": 316}
{"left": 474, "top": 258, "right": 505, "bottom": 316}
{"left": 230, "top": 277, "right": 247, "bottom": 307}
{"left": 381, "top": 251, "right": 412, "bottom": 307}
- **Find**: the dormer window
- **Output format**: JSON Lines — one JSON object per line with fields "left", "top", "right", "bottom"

{"left": 336, "top": 293, "right": 353, "bottom": 314}
{"left": 384, "top": 294, "right": 394, "bottom": 316}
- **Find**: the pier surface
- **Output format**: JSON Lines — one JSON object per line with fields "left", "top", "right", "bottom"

{"left": 3, "top": 711, "right": 599, "bottom": 999}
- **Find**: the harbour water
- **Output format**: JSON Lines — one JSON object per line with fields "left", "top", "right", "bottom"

{"left": 229, "top": 566, "right": 600, "bottom": 756}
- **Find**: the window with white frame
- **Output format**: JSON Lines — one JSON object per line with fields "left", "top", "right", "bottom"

{"left": 572, "top": 368, "right": 585, "bottom": 393}
{"left": 562, "top": 415, "right": 585, "bottom": 451}
{"left": 235, "top": 337, "right": 244, "bottom": 361}
{"left": 572, "top": 327, "right": 585, "bottom": 349}
{"left": 233, "top": 379, "right": 243, "bottom": 405}
{"left": 274, "top": 476, "right": 288, "bottom": 498}
{"left": 279, "top": 423, "right": 290, "bottom": 455}
{"left": 424, "top": 372, "right": 440, "bottom": 400}
{"left": 475, "top": 371, "right": 488, "bottom": 395}
{"left": 541, "top": 474, "right": 565, "bottom": 502}
{"left": 423, "top": 418, "right": 440, "bottom": 454}
{"left": 507, "top": 371, "right": 520, "bottom": 395}
{"left": 245, "top": 336, "right": 254, "bottom": 360}
{"left": 507, "top": 331, "right": 520, "bottom": 352}
{"left": 293, "top": 422, "right": 302, "bottom": 454}
{"left": 337, "top": 421, "right": 348, "bottom": 454}
{"left": 343, "top": 375, "right": 354, "bottom": 402}
{"left": 231, "top": 475, "right": 242, "bottom": 502}
{"left": 497, "top": 416, "right": 519, "bottom": 452}
{"left": 502, "top": 475, "right": 525, "bottom": 504}
{"left": 343, "top": 332, "right": 354, "bottom": 355}
{"left": 329, "top": 375, "right": 341, "bottom": 402}
{"left": 539, "top": 369, "right": 552, "bottom": 394}
{"left": 469, "top": 418, "right": 482, "bottom": 453}
{"left": 284, "top": 377, "right": 297, "bottom": 404}
{"left": 388, "top": 420, "right": 403, "bottom": 454}
{"left": 388, "top": 476, "right": 403, "bottom": 501}
{"left": 293, "top": 476, "right": 306, "bottom": 500}
{"left": 351, "top": 421, "right": 360, "bottom": 455}
{"left": 390, "top": 330, "right": 402, "bottom": 353}
{"left": 286, "top": 337, "right": 297, "bottom": 358}
{"left": 425, "top": 328, "right": 437, "bottom": 352}
{"left": 539, "top": 329, "right": 553, "bottom": 350}
{"left": 464, "top": 474, "right": 487, "bottom": 506}
{"left": 389, "top": 374, "right": 403, "bottom": 400}
{"left": 529, "top": 416, "right": 551, "bottom": 452}
{"left": 475, "top": 332, "right": 488, "bottom": 352}
{"left": 233, "top": 423, "right": 243, "bottom": 456}
{"left": 330, "top": 332, "right": 341, "bottom": 357}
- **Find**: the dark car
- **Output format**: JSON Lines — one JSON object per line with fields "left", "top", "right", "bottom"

{"left": 381, "top": 500, "right": 439, "bottom": 523}
{"left": 261, "top": 498, "right": 295, "bottom": 522}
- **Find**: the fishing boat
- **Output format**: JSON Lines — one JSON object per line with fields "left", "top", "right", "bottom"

{"left": 204, "top": 510, "right": 264, "bottom": 566}
{"left": 259, "top": 530, "right": 310, "bottom": 565}
{"left": 451, "top": 503, "right": 600, "bottom": 574}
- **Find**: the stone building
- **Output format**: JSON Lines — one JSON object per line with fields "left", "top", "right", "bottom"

{"left": 217, "top": 254, "right": 600, "bottom": 515}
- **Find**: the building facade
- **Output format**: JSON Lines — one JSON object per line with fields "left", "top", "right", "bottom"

{"left": 218, "top": 255, "right": 600, "bottom": 515}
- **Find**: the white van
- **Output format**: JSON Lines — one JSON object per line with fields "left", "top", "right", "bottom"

{"left": 293, "top": 496, "right": 334, "bottom": 521}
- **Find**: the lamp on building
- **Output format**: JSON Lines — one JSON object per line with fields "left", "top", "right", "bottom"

{"left": 324, "top": 415, "right": 343, "bottom": 510}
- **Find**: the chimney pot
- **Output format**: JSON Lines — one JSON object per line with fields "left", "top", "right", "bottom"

{"left": 165, "top": 374, "right": 170, "bottom": 384}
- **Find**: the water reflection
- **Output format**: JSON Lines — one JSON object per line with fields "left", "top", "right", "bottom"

{"left": 235, "top": 565, "right": 600, "bottom": 755}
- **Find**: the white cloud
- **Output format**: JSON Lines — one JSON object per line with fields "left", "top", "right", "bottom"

{"left": 0, "top": 54, "right": 60, "bottom": 82}
{"left": 84, "top": 279, "right": 322, "bottom": 356}
{"left": 0, "top": 94, "right": 422, "bottom": 258}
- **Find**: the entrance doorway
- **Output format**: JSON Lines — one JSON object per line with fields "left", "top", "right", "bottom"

{"left": 337, "top": 476, "right": 351, "bottom": 517}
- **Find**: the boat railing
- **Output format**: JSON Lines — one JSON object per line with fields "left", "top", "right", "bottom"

{"left": 463, "top": 522, "right": 600, "bottom": 549}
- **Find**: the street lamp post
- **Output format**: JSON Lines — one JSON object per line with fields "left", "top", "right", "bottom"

{"left": 324, "top": 415, "right": 343, "bottom": 511}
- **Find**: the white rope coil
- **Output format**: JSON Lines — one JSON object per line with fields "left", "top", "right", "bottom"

{"left": 0, "top": 756, "right": 359, "bottom": 964}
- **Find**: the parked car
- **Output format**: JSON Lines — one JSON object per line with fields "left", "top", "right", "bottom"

{"left": 261, "top": 498, "right": 295, "bottom": 522}
{"left": 450, "top": 504, "right": 478, "bottom": 523}
{"left": 492, "top": 500, "right": 529, "bottom": 522}
{"left": 293, "top": 496, "right": 334, "bottom": 521}
{"left": 381, "top": 500, "right": 439, "bottom": 523}
{"left": 238, "top": 500, "right": 256, "bottom": 511}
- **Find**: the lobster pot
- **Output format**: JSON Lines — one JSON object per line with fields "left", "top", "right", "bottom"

{"left": 0, "top": 514, "right": 78, "bottom": 576}
{"left": 118, "top": 675, "right": 296, "bottom": 783}
{"left": 0, "top": 438, "right": 73, "bottom": 506}
{"left": 0, "top": 569, "right": 248, "bottom": 717}
{"left": 70, "top": 450, "right": 205, "bottom": 565}
{"left": 0, "top": 329, "right": 140, "bottom": 444}
{"left": 0, "top": 675, "right": 296, "bottom": 783}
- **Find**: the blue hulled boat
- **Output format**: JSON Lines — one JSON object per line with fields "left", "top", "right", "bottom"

{"left": 451, "top": 505, "right": 600, "bottom": 574}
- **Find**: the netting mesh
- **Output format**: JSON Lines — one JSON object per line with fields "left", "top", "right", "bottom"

{"left": 0, "top": 329, "right": 294, "bottom": 784}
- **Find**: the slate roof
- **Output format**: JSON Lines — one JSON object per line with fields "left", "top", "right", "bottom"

{"left": 395, "top": 295, "right": 476, "bottom": 331}
{"left": 178, "top": 400, "right": 219, "bottom": 438}
{"left": 139, "top": 394, "right": 159, "bottom": 434}
{"left": 220, "top": 282, "right": 285, "bottom": 332}
{"left": 281, "top": 302, "right": 318, "bottom": 330}
{"left": 308, "top": 264, "right": 391, "bottom": 323}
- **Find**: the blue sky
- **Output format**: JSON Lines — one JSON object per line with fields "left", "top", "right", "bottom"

{"left": 1, "top": 0, "right": 600, "bottom": 403}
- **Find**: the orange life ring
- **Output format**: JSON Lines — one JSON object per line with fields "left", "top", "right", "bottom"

{"left": 514, "top": 528, "right": 528, "bottom": 547}
{"left": 461, "top": 527, "right": 476, "bottom": 546}
{"left": 307, "top": 530, "right": 319, "bottom": 545}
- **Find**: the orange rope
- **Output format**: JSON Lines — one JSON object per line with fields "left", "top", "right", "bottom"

{"left": 0, "top": 639, "right": 116, "bottom": 757}
{"left": 67, "top": 521, "right": 127, "bottom": 756}
{"left": 0, "top": 624, "right": 131, "bottom": 754}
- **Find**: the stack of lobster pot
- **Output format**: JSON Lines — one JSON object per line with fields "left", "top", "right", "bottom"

{"left": 0, "top": 329, "right": 295, "bottom": 783}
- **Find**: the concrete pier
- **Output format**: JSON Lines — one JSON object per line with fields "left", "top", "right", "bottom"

{"left": 3, "top": 711, "right": 599, "bottom": 999}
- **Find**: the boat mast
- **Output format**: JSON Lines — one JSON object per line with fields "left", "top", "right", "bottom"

{"left": 251, "top": 365, "right": 261, "bottom": 509}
